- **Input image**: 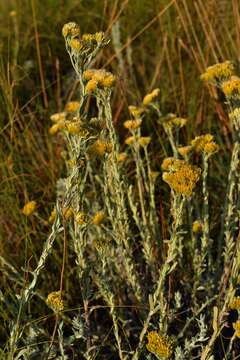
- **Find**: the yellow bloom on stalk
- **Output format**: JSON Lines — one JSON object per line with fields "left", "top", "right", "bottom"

{"left": 200, "top": 61, "right": 234, "bottom": 83}
{"left": 22, "top": 201, "right": 37, "bottom": 216}
{"left": 163, "top": 114, "right": 187, "bottom": 129}
{"left": 125, "top": 136, "right": 135, "bottom": 145}
{"left": 123, "top": 119, "right": 142, "bottom": 130}
{"left": 222, "top": 76, "right": 240, "bottom": 97}
{"left": 138, "top": 137, "right": 151, "bottom": 147}
{"left": 65, "top": 101, "right": 80, "bottom": 113}
{"left": 203, "top": 142, "right": 219, "bottom": 155}
{"left": 162, "top": 161, "right": 201, "bottom": 197}
{"left": 143, "top": 88, "right": 160, "bottom": 106}
{"left": 128, "top": 105, "right": 145, "bottom": 118}
{"left": 75, "top": 212, "right": 88, "bottom": 225}
{"left": 46, "top": 291, "right": 64, "bottom": 312}
{"left": 94, "top": 31, "right": 105, "bottom": 43}
{"left": 69, "top": 38, "right": 83, "bottom": 52}
{"left": 86, "top": 79, "right": 98, "bottom": 93}
{"left": 146, "top": 331, "right": 173, "bottom": 359}
{"left": 161, "top": 157, "right": 185, "bottom": 172}
{"left": 88, "top": 140, "right": 112, "bottom": 157}
{"left": 178, "top": 145, "right": 193, "bottom": 157}
{"left": 49, "top": 207, "right": 56, "bottom": 223}
{"left": 117, "top": 152, "right": 127, "bottom": 162}
{"left": 93, "top": 211, "right": 105, "bottom": 226}
{"left": 83, "top": 69, "right": 96, "bottom": 81}
{"left": 192, "top": 220, "right": 203, "bottom": 234}
{"left": 191, "top": 134, "right": 214, "bottom": 153}
{"left": 233, "top": 320, "right": 240, "bottom": 338}
{"left": 82, "top": 33, "right": 95, "bottom": 42}
{"left": 62, "top": 22, "right": 80, "bottom": 38}
{"left": 50, "top": 112, "right": 66, "bottom": 123}
{"left": 229, "top": 296, "right": 240, "bottom": 310}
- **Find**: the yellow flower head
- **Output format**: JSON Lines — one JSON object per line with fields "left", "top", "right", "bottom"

{"left": 200, "top": 61, "right": 234, "bottom": 83}
{"left": 88, "top": 140, "right": 111, "bottom": 157}
{"left": 86, "top": 79, "right": 98, "bottom": 93}
{"left": 146, "top": 331, "right": 173, "bottom": 359}
{"left": 163, "top": 114, "right": 187, "bottom": 129}
{"left": 128, "top": 105, "right": 145, "bottom": 118}
{"left": 191, "top": 134, "right": 214, "bottom": 153}
{"left": 65, "top": 101, "right": 80, "bottom": 113}
{"left": 75, "top": 212, "right": 88, "bottom": 225}
{"left": 229, "top": 296, "right": 240, "bottom": 310}
{"left": 192, "top": 220, "right": 203, "bottom": 234}
{"left": 161, "top": 157, "right": 185, "bottom": 172}
{"left": 46, "top": 291, "right": 64, "bottom": 312}
{"left": 163, "top": 162, "right": 201, "bottom": 197}
{"left": 69, "top": 38, "right": 83, "bottom": 52}
{"left": 83, "top": 69, "right": 115, "bottom": 90}
{"left": 203, "top": 142, "right": 219, "bottom": 155}
{"left": 94, "top": 31, "right": 105, "bottom": 43}
{"left": 93, "top": 211, "right": 105, "bottom": 226}
{"left": 49, "top": 207, "right": 56, "bottom": 223}
{"left": 138, "top": 137, "right": 151, "bottom": 147}
{"left": 62, "top": 22, "right": 80, "bottom": 38}
{"left": 233, "top": 320, "right": 240, "bottom": 338}
{"left": 82, "top": 33, "right": 95, "bottom": 42}
{"left": 124, "top": 119, "right": 142, "bottom": 130}
{"left": 143, "top": 88, "right": 160, "bottom": 106}
{"left": 117, "top": 152, "right": 127, "bottom": 163}
{"left": 49, "top": 124, "right": 61, "bottom": 135}
{"left": 178, "top": 145, "right": 193, "bottom": 157}
{"left": 22, "top": 201, "right": 37, "bottom": 216}
{"left": 222, "top": 76, "right": 240, "bottom": 97}
{"left": 50, "top": 112, "right": 66, "bottom": 123}
{"left": 125, "top": 136, "right": 136, "bottom": 145}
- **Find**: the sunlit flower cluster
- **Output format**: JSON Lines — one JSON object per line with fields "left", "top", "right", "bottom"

{"left": 191, "top": 134, "right": 219, "bottom": 155}
{"left": 22, "top": 201, "right": 37, "bottom": 216}
{"left": 233, "top": 320, "right": 240, "bottom": 338}
{"left": 222, "top": 76, "right": 240, "bottom": 97}
{"left": 46, "top": 291, "right": 64, "bottom": 312}
{"left": 229, "top": 296, "right": 240, "bottom": 310}
{"left": 146, "top": 331, "right": 173, "bottom": 359}
{"left": 83, "top": 69, "right": 116, "bottom": 93}
{"left": 88, "top": 139, "right": 112, "bottom": 157}
{"left": 143, "top": 88, "right": 160, "bottom": 106}
{"left": 162, "top": 159, "right": 201, "bottom": 197}
{"left": 200, "top": 61, "right": 234, "bottom": 83}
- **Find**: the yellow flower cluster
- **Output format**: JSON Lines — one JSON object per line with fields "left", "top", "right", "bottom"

{"left": 178, "top": 145, "right": 193, "bottom": 157}
{"left": 146, "top": 331, "right": 173, "bottom": 359}
{"left": 138, "top": 136, "right": 151, "bottom": 147}
{"left": 191, "top": 134, "right": 219, "bottom": 155}
{"left": 200, "top": 61, "right": 234, "bottom": 83}
{"left": 46, "top": 291, "right": 64, "bottom": 312}
{"left": 65, "top": 101, "right": 80, "bottom": 113}
{"left": 233, "top": 320, "right": 240, "bottom": 338}
{"left": 161, "top": 157, "right": 185, "bottom": 172}
{"left": 88, "top": 139, "right": 112, "bottom": 157}
{"left": 125, "top": 136, "right": 135, "bottom": 145}
{"left": 69, "top": 38, "right": 83, "bottom": 52}
{"left": 192, "top": 220, "right": 203, "bottom": 234}
{"left": 83, "top": 69, "right": 116, "bottom": 93}
{"left": 229, "top": 296, "right": 240, "bottom": 310}
{"left": 93, "top": 211, "right": 105, "bottom": 226}
{"left": 128, "top": 105, "right": 145, "bottom": 118}
{"left": 143, "top": 88, "right": 160, "bottom": 106}
{"left": 63, "top": 207, "right": 74, "bottom": 220}
{"left": 117, "top": 152, "right": 127, "bottom": 162}
{"left": 50, "top": 112, "right": 66, "bottom": 122}
{"left": 123, "top": 119, "right": 142, "bottom": 130}
{"left": 222, "top": 76, "right": 240, "bottom": 97}
{"left": 162, "top": 159, "right": 201, "bottom": 197}
{"left": 162, "top": 114, "right": 187, "bottom": 129}
{"left": 22, "top": 201, "right": 37, "bottom": 216}
{"left": 62, "top": 22, "right": 80, "bottom": 38}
